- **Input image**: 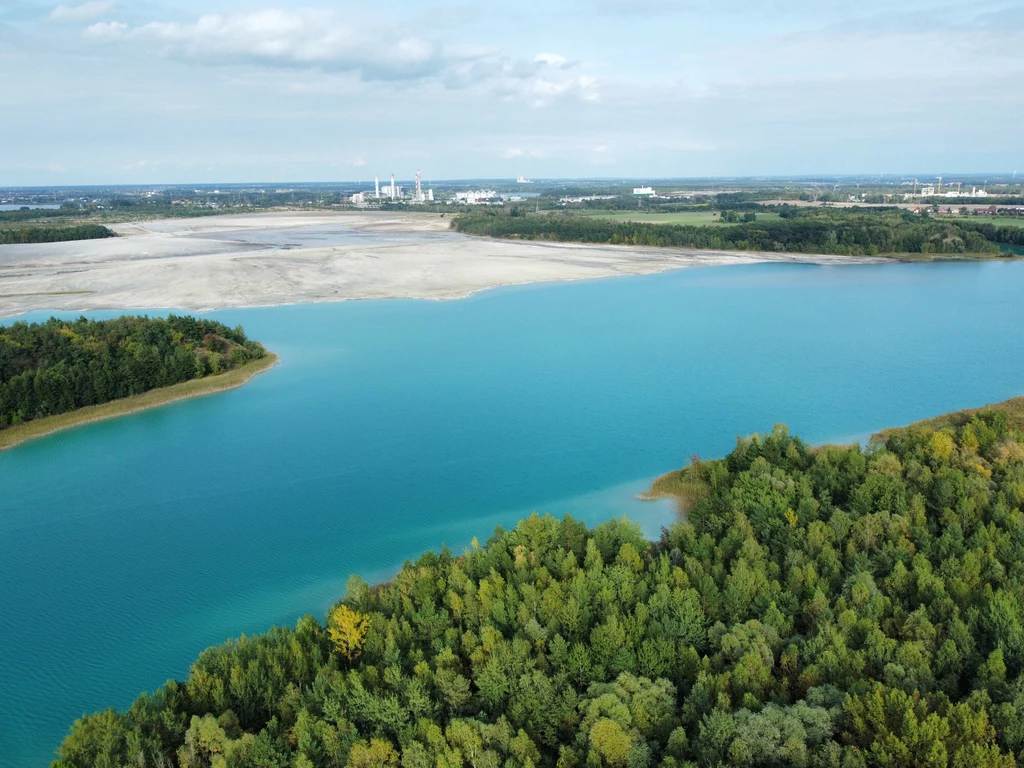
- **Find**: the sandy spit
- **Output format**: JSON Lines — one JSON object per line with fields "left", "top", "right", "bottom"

{"left": 0, "top": 210, "right": 882, "bottom": 318}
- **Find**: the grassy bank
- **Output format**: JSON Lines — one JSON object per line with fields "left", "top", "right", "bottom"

{"left": 0, "top": 352, "right": 278, "bottom": 452}
{"left": 873, "top": 393, "right": 1024, "bottom": 440}
{"left": 938, "top": 215, "right": 1024, "bottom": 228}
{"left": 639, "top": 460, "right": 712, "bottom": 512}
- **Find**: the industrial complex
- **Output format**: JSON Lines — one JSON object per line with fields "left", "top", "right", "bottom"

{"left": 351, "top": 171, "right": 434, "bottom": 205}
{"left": 906, "top": 177, "right": 990, "bottom": 199}
{"left": 350, "top": 173, "right": 534, "bottom": 207}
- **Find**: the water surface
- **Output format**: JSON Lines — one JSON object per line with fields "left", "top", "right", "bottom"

{"left": 2, "top": 260, "right": 1024, "bottom": 766}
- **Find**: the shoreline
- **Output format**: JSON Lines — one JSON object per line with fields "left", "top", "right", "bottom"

{"left": 0, "top": 210, "right": 891, "bottom": 320}
{"left": 640, "top": 391, "right": 1024, "bottom": 505}
{"left": 7, "top": 244, "right": 1013, "bottom": 322}
{"left": 0, "top": 206, "right": 1014, "bottom": 319}
{"left": 0, "top": 262, "right": 752, "bottom": 320}
{"left": 873, "top": 394, "right": 1024, "bottom": 441}
{"left": 456, "top": 230, "right": 1016, "bottom": 264}
{"left": 0, "top": 246, "right": 881, "bottom": 322}
{"left": 0, "top": 353, "right": 279, "bottom": 452}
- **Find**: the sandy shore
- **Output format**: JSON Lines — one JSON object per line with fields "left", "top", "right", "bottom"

{"left": 0, "top": 210, "right": 877, "bottom": 318}
{"left": 0, "top": 353, "right": 278, "bottom": 451}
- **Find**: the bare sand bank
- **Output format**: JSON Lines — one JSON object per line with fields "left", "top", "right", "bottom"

{"left": 0, "top": 210, "right": 877, "bottom": 318}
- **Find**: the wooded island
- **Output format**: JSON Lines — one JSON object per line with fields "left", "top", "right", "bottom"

{"left": 0, "top": 315, "right": 272, "bottom": 449}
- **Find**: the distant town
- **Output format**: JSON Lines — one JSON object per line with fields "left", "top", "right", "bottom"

{"left": 1, "top": 174, "right": 1022, "bottom": 221}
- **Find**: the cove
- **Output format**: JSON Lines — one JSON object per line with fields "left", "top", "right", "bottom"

{"left": 2, "top": 259, "right": 1024, "bottom": 767}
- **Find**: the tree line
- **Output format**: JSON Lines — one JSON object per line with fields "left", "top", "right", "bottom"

{"left": 55, "top": 410, "right": 1024, "bottom": 766}
{"left": 0, "top": 315, "right": 266, "bottom": 429}
{"left": 452, "top": 208, "right": 1018, "bottom": 257}
{"left": 0, "top": 224, "right": 116, "bottom": 244}
{"left": 0, "top": 205, "right": 89, "bottom": 224}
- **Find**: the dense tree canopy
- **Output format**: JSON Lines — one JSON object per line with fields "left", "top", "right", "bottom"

{"left": 0, "top": 224, "right": 115, "bottom": 244}
{"left": 453, "top": 209, "right": 1020, "bottom": 257}
{"left": 54, "top": 410, "right": 1024, "bottom": 767}
{"left": 0, "top": 315, "right": 266, "bottom": 429}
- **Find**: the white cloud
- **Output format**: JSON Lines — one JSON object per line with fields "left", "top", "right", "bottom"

{"left": 11, "top": 0, "right": 1017, "bottom": 184}
{"left": 83, "top": 10, "right": 472, "bottom": 82}
{"left": 84, "top": 20, "right": 126, "bottom": 39}
{"left": 50, "top": 0, "right": 115, "bottom": 23}
{"left": 521, "top": 74, "right": 599, "bottom": 107}
{"left": 79, "top": 8, "right": 602, "bottom": 108}
{"left": 534, "top": 52, "right": 569, "bottom": 67}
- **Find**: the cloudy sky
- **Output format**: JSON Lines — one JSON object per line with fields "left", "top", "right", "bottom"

{"left": 1, "top": 0, "right": 1022, "bottom": 184}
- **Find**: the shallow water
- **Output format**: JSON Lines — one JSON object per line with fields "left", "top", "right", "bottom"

{"left": 2, "top": 260, "right": 1024, "bottom": 766}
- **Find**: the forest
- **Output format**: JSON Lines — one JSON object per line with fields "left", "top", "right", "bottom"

{"left": 452, "top": 208, "right": 1021, "bottom": 256}
{"left": 0, "top": 315, "right": 266, "bottom": 429}
{"left": 54, "top": 410, "right": 1024, "bottom": 767}
{"left": 0, "top": 224, "right": 116, "bottom": 244}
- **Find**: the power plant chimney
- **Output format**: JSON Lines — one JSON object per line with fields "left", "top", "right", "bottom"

{"left": 390, "top": 174, "right": 396, "bottom": 200}
{"left": 415, "top": 170, "right": 422, "bottom": 201}
{"left": 374, "top": 174, "right": 380, "bottom": 199}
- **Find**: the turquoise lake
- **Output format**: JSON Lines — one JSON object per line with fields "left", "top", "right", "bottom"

{"left": 2, "top": 260, "right": 1024, "bottom": 766}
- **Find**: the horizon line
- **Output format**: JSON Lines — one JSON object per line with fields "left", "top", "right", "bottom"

{"left": 2, "top": 172, "right": 1021, "bottom": 191}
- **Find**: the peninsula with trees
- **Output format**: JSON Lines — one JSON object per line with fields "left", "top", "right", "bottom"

{"left": 53, "top": 403, "right": 1024, "bottom": 767}
{"left": 0, "top": 315, "right": 274, "bottom": 450}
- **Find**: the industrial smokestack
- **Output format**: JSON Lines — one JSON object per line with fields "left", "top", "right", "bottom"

{"left": 416, "top": 170, "right": 422, "bottom": 201}
{"left": 390, "top": 174, "right": 396, "bottom": 199}
{"left": 375, "top": 174, "right": 379, "bottom": 199}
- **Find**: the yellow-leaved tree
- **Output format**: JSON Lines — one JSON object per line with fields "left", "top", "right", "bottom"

{"left": 327, "top": 604, "right": 370, "bottom": 663}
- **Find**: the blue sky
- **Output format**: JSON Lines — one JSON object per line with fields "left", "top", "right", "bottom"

{"left": 1, "top": 0, "right": 1022, "bottom": 184}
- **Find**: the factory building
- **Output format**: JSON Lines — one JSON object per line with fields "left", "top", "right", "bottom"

{"left": 453, "top": 190, "right": 499, "bottom": 205}
{"left": 411, "top": 170, "right": 434, "bottom": 203}
{"left": 353, "top": 170, "right": 434, "bottom": 205}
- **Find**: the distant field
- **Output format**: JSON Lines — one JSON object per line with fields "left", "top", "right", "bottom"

{"left": 575, "top": 210, "right": 1021, "bottom": 229}
{"left": 954, "top": 215, "right": 1024, "bottom": 228}
{"left": 573, "top": 210, "right": 782, "bottom": 225}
